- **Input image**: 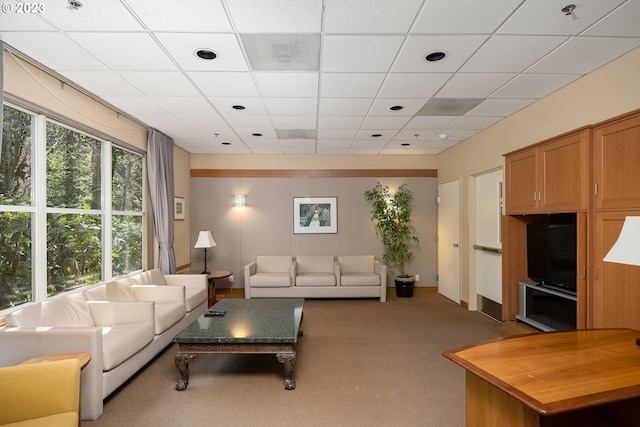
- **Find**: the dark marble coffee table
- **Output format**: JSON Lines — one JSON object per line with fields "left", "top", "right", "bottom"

{"left": 172, "top": 298, "right": 304, "bottom": 391}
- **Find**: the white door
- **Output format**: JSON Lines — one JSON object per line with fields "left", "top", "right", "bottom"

{"left": 438, "top": 180, "right": 460, "bottom": 304}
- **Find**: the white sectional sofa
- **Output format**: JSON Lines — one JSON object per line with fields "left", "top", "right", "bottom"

{"left": 245, "top": 255, "right": 387, "bottom": 302}
{"left": 0, "top": 269, "right": 207, "bottom": 420}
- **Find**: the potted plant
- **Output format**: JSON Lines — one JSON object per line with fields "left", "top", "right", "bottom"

{"left": 364, "top": 182, "right": 419, "bottom": 297}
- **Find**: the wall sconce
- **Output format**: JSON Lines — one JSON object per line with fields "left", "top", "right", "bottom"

{"left": 234, "top": 194, "right": 247, "bottom": 207}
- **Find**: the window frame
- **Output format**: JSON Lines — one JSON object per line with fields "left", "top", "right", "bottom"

{"left": 0, "top": 100, "right": 147, "bottom": 311}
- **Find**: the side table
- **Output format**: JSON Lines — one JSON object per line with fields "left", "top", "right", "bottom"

{"left": 191, "top": 269, "right": 231, "bottom": 307}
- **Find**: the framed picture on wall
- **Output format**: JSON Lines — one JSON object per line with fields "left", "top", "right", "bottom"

{"left": 174, "top": 196, "right": 185, "bottom": 220}
{"left": 293, "top": 197, "right": 337, "bottom": 234}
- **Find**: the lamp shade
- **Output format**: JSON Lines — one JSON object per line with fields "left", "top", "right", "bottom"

{"left": 194, "top": 230, "right": 216, "bottom": 249}
{"left": 604, "top": 216, "right": 640, "bottom": 266}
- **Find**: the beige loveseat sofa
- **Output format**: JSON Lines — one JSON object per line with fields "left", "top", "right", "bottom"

{"left": 0, "top": 269, "right": 207, "bottom": 420}
{"left": 244, "top": 255, "right": 387, "bottom": 302}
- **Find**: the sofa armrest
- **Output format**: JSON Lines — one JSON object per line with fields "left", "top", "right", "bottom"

{"left": 131, "top": 284, "right": 185, "bottom": 304}
{"left": 291, "top": 260, "right": 297, "bottom": 281}
{"left": 87, "top": 301, "right": 155, "bottom": 326}
{"left": 375, "top": 260, "right": 387, "bottom": 287}
{"left": 334, "top": 261, "right": 342, "bottom": 286}
{"left": 244, "top": 261, "right": 257, "bottom": 296}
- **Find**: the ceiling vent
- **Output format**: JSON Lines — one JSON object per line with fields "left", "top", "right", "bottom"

{"left": 416, "top": 98, "right": 484, "bottom": 116}
{"left": 241, "top": 34, "right": 320, "bottom": 71}
{"left": 276, "top": 129, "right": 318, "bottom": 140}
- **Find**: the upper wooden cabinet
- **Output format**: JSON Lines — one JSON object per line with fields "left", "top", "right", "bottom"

{"left": 505, "top": 130, "right": 589, "bottom": 214}
{"left": 593, "top": 114, "right": 640, "bottom": 210}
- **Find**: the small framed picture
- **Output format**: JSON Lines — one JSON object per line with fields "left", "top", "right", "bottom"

{"left": 174, "top": 197, "right": 185, "bottom": 220}
{"left": 293, "top": 197, "right": 337, "bottom": 234}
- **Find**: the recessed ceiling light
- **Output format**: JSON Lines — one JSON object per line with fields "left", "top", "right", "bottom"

{"left": 67, "top": 0, "right": 82, "bottom": 8}
{"left": 222, "top": 142, "right": 231, "bottom": 145}
{"left": 195, "top": 49, "right": 218, "bottom": 60}
{"left": 401, "top": 143, "right": 410, "bottom": 146}
{"left": 371, "top": 133, "right": 382, "bottom": 137}
{"left": 389, "top": 105, "right": 404, "bottom": 111}
{"left": 425, "top": 51, "right": 446, "bottom": 62}
{"left": 252, "top": 133, "right": 262, "bottom": 137}
{"left": 232, "top": 105, "right": 246, "bottom": 110}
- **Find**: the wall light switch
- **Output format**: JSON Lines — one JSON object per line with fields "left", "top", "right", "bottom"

{"left": 229, "top": 275, "right": 234, "bottom": 283}
{"left": 415, "top": 274, "right": 420, "bottom": 282}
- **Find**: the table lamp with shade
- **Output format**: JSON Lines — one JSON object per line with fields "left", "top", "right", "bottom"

{"left": 603, "top": 216, "right": 640, "bottom": 345}
{"left": 194, "top": 230, "right": 216, "bottom": 275}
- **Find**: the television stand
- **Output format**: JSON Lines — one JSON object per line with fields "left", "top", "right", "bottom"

{"left": 516, "top": 281, "right": 576, "bottom": 331}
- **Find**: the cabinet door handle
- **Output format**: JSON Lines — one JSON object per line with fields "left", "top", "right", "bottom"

{"left": 595, "top": 267, "right": 599, "bottom": 280}
{"left": 594, "top": 183, "right": 598, "bottom": 196}
{"left": 533, "top": 191, "right": 537, "bottom": 201}
{"left": 581, "top": 265, "right": 586, "bottom": 279}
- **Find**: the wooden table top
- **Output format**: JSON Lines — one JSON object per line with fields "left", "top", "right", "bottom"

{"left": 443, "top": 329, "right": 640, "bottom": 415}
{"left": 21, "top": 352, "right": 92, "bottom": 369}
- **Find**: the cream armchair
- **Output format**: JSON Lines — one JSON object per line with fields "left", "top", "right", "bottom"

{"left": 0, "top": 358, "right": 81, "bottom": 427}
{"left": 244, "top": 256, "right": 296, "bottom": 298}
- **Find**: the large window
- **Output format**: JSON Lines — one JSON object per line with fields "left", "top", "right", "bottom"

{"left": 0, "top": 103, "right": 145, "bottom": 310}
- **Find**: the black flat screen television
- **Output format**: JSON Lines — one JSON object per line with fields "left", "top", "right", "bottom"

{"left": 526, "top": 223, "right": 577, "bottom": 294}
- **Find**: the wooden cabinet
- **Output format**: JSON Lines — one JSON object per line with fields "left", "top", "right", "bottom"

{"left": 592, "top": 211, "right": 640, "bottom": 330}
{"left": 505, "top": 131, "right": 589, "bottom": 214}
{"left": 593, "top": 115, "right": 640, "bottom": 210}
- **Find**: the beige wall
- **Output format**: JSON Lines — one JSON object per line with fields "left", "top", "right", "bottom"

{"left": 437, "top": 46, "right": 640, "bottom": 305}
{"left": 190, "top": 176, "right": 438, "bottom": 289}
{"left": 173, "top": 146, "right": 192, "bottom": 270}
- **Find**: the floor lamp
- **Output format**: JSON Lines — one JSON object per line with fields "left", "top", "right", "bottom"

{"left": 603, "top": 216, "right": 640, "bottom": 344}
{"left": 194, "top": 230, "right": 216, "bottom": 275}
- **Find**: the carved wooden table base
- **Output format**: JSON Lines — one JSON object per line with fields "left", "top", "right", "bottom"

{"left": 175, "top": 340, "right": 300, "bottom": 391}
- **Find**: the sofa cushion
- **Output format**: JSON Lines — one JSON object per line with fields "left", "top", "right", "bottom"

{"left": 40, "top": 293, "right": 94, "bottom": 327}
{"left": 338, "top": 255, "right": 375, "bottom": 274}
{"left": 250, "top": 273, "right": 292, "bottom": 288}
{"left": 101, "top": 322, "right": 154, "bottom": 371}
{"left": 341, "top": 273, "right": 381, "bottom": 287}
{"left": 296, "top": 256, "right": 334, "bottom": 274}
{"left": 296, "top": 273, "right": 336, "bottom": 287}
{"left": 153, "top": 302, "right": 186, "bottom": 335}
{"left": 256, "top": 256, "right": 293, "bottom": 273}
{"left": 105, "top": 278, "right": 137, "bottom": 302}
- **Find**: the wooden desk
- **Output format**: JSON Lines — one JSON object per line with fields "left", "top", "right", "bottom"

{"left": 443, "top": 329, "right": 640, "bottom": 427}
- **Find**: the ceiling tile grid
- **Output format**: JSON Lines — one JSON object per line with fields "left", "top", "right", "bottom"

{"left": 1, "top": 0, "right": 639, "bottom": 155}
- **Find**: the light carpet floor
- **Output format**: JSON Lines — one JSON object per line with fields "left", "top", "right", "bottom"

{"left": 83, "top": 290, "right": 503, "bottom": 427}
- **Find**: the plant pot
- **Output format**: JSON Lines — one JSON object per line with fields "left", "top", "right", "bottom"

{"left": 395, "top": 277, "right": 415, "bottom": 298}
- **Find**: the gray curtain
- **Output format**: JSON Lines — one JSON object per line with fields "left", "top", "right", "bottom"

{"left": 146, "top": 129, "right": 176, "bottom": 274}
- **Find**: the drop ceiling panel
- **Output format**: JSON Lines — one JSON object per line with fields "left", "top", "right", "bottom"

{"left": 319, "top": 73, "right": 386, "bottom": 97}
{"left": 355, "top": 131, "right": 393, "bottom": 142}
{"left": 392, "top": 35, "right": 489, "bottom": 72}
{"left": 460, "top": 35, "right": 568, "bottom": 73}
{"left": 411, "top": 0, "right": 523, "bottom": 34}
{"left": 466, "top": 98, "right": 536, "bottom": 117}
{"left": 254, "top": 73, "right": 319, "bottom": 97}
{"left": 0, "top": 13, "right": 56, "bottom": 31}
{"left": 150, "top": 97, "right": 218, "bottom": 116}
{"left": 264, "top": 98, "right": 318, "bottom": 115}
{"left": 155, "top": 33, "right": 249, "bottom": 71}
{"left": 378, "top": 73, "right": 452, "bottom": 98}
{"left": 490, "top": 74, "right": 581, "bottom": 99}
{"left": 322, "top": 36, "right": 405, "bottom": 72}
{"left": 318, "top": 98, "right": 374, "bottom": 116}
{"left": 324, "top": 0, "right": 424, "bottom": 33}
{"left": 436, "top": 73, "right": 516, "bottom": 98}
{"left": 189, "top": 72, "right": 260, "bottom": 97}
{"left": 225, "top": 0, "right": 323, "bottom": 33}
{"left": 317, "top": 130, "right": 358, "bottom": 140}
{"left": 393, "top": 130, "right": 439, "bottom": 141}
{"left": 69, "top": 32, "right": 176, "bottom": 71}
{"left": 498, "top": 0, "right": 626, "bottom": 36}
{"left": 583, "top": 1, "right": 640, "bottom": 37}
{"left": 62, "top": 71, "right": 142, "bottom": 97}
{"left": 40, "top": 0, "right": 144, "bottom": 31}
{"left": 368, "top": 98, "right": 427, "bottom": 116}
{"left": 103, "top": 96, "right": 165, "bottom": 115}
{"left": 318, "top": 116, "right": 365, "bottom": 129}
{"left": 224, "top": 115, "right": 272, "bottom": 129}
{"left": 118, "top": 71, "right": 200, "bottom": 97}
{"left": 404, "top": 116, "right": 457, "bottom": 129}
{"left": 446, "top": 116, "right": 503, "bottom": 130}
{"left": 361, "top": 116, "right": 411, "bottom": 129}
{"left": 526, "top": 37, "right": 640, "bottom": 74}
{"left": 270, "top": 116, "right": 317, "bottom": 129}
{"left": 125, "top": 0, "right": 233, "bottom": 32}
{"left": 1, "top": 33, "right": 107, "bottom": 71}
